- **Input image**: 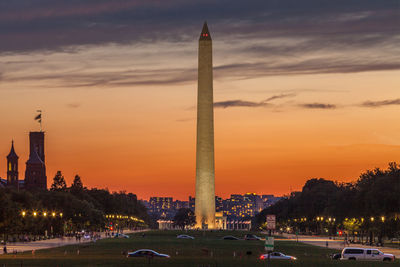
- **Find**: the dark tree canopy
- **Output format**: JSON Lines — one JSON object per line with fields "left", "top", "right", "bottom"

{"left": 255, "top": 162, "right": 400, "bottom": 240}
{"left": 173, "top": 208, "right": 196, "bottom": 230}
{"left": 70, "top": 175, "right": 84, "bottom": 194}
{"left": 0, "top": 171, "right": 150, "bottom": 241}
{"left": 50, "top": 171, "right": 67, "bottom": 192}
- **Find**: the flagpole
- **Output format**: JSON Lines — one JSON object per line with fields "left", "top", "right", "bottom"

{"left": 36, "top": 110, "right": 42, "bottom": 132}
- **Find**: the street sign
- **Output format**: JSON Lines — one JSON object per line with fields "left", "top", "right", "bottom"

{"left": 265, "top": 236, "right": 274, "bottom": 251}
{"left": 266, "top": 215, "right": 276, "bottom": 230}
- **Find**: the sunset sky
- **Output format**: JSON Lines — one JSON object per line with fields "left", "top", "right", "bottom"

{"left": 0, "top": 0, "right": 399, "bottom": 200}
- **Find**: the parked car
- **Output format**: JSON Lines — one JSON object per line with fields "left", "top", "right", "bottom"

{"left": 244, "top": 234, "right": 261, "bottom": 240}
{"left": 340, "top": 247, "right": 395, "bottom": 261}
{"left": 127, "top": 249, "right": 170, "bottom": 258}
{"left": 260, "top": 252, "right": 297, "bottom": 260}
{"left": 83, "top": 234, "right": 91, "bottom": 240}
{"left": 177, "top": 234, "right": 194, "bottom": 239}
{"left": 222, "top": 235, "right": 239, "bottom": 240}
{"left": 114, "top": 233, "right": 129, "bottom": 238}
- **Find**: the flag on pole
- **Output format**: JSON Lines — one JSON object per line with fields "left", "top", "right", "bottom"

{"left": 34, "top": 113, "right": 41, "bottom": 122}
{"left": 35, "top": 110, "right": 43, "bottom": 131}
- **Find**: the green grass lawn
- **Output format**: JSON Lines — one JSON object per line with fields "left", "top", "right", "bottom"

{"left": 0, "top": 230, "right": 398, "bottom": 266}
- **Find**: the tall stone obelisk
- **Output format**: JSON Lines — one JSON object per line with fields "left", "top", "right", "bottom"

{"left": 195, "top": 22, "right": 215, "bottom": 229}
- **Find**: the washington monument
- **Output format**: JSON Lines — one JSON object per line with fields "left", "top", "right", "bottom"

{"left": 195, "top": 22, "right": 216, "bottom": 229}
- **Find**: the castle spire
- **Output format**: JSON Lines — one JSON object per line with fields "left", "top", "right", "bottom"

{"left": 7, "top": 140, "right": 19, "bottom": 188}
{"left": 7, "top": 140, "right": 18, "bottom": 159}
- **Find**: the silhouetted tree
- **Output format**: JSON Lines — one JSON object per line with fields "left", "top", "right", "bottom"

{"left": 70, "top": 175, "right": 84, "bottom": 194}
{"left": 255, "top": 162, "right": 400, "bottom": 241}
{"left": 173, "top": 208, "right": 196, "bottom": 230}
{"left": 50, "top": 171, "right": 67, "bottom": 192}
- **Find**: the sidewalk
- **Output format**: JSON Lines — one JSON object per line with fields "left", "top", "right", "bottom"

{"left": 278, "top": 233, "right": 400, "bottom": 258}
{"left": 0, "top": 229, "right": 148, "bottom": 255}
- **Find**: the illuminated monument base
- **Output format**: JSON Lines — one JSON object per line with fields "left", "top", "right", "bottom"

{"left": 195, "top": 22, "right": 216, "bottom": 229}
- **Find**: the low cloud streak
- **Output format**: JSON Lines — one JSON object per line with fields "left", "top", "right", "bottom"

{"left": 214, "top": 100, "right": 269, "bottom": 109}
{"left": 361, "top": 99, "right": 400, "bottom": 107}
{"left": 299, "top": 103, "right": 337, "bottom": 109}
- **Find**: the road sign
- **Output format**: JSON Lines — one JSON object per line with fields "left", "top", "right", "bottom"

{"left": 266, "top": 215, "right": 276, "bottom": 230}
{"left": 265, "top": 236, "right": 274, "bottom": 251}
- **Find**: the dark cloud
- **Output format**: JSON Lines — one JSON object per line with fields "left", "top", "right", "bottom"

{"left": 0, "top": 0, "right": 398, "bottom": 85}
{"left": 299, "top": 103, "right": 337, "bottom": 109}
{"left": 0, "top": 0, "right": 398, "bottom": 54}
{"left": 360, "top": 99, "right": 400, "bottom": 108}
{"left": 1, "top": 67, "right": 197, "bottom": 87}
{"left": 1, "top": 56, "right": 397, "bottom": 89}
{"left": 214, "top": 93, "right": 295, "bottom": 109}
{"left": 214, "top": 100, "right": 269, "bottom": 109}
{"left": 66, "top": 103, "right": 81, "bottom": 108}
{"left": 215, "top": 60, "right": 400, "bottom": 79}
{"left": 264, "top": 93, "right": 296, "bottom": 102}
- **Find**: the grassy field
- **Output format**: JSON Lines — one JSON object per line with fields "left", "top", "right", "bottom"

{"left": 0, "top": 230, "right": 398, "bottom": 266}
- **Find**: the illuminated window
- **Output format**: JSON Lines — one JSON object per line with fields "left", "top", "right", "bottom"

{"left": 9, "top": 163, "right": 11, "bottom": 171}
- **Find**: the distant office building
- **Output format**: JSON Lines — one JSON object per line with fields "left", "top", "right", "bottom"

{"left": 149, "top": 197, "right": 174, "bottom": 218}
{"left": 174, "top": 200, "right": 189, "bottom": 210}
{"left": 189, "top": 196, "right": 195, "bottom": 211}
{"left": 215, "top": 196, "right": 223, "bottom": 212}
{"left": 146, "top": 193, "right": 282, "bottom": 223}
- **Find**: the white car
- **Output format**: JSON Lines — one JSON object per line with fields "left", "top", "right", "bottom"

{"left": 83, "top": 234, "right": 91, "bottom": 239}
{"left": 340, "top": 247, "right": 395, "bottom": 261}
{"left": 127, "top": 249, "right": 170, "bottom": 258}
{"left": 114, "top": 233, "right": 130, "bottom": 238}
{"left": 177, "top": 234, "right": 194, "bottom": 239}
{"left": 260, "top": 252, "right": 297, "bottom": 260}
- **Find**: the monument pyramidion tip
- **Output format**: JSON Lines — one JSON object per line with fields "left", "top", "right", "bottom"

{"left": 199, "top": 22, "right": 211, "bottom": 41}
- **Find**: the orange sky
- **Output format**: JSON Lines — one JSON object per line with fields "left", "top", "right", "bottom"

{"left": 1, "top": 66, "right": 399, "bottom": 200}
{"left": 0, "top": 1, "right": 399, "bottom": 200}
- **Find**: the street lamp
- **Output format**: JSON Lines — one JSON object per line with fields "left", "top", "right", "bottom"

{"left": 43, "top": 212, "right": 47, "bottom": 217}
{"left": 21, "top": 211, "right": 26, "bottom": 217}
{"left": 33, "top": 212, "right": 37, "bottom": 217}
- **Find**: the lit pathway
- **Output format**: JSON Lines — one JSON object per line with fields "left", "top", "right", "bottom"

{"left": 276, "top": 233, "right": 400, "bottom": 258}
{"left": 0, "top": 229, "right": 148, "bottom": 255}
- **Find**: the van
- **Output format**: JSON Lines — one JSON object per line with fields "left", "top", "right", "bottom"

{"left": 340, "top": 247, "right": 395, "bottom": 261}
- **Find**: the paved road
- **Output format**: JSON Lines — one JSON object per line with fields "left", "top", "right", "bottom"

{"left": 277, "top": 233, "right": 400, "bottom": 258}
{"left": 0, "top": 229, "right": 148, "bottom": 255}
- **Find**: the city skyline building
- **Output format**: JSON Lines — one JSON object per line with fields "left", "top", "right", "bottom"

{"left": 142, "top": 193, "right": 281, "bottom": 221}
{"left": 195, "top": 22, "right": 216, "bottom": 229}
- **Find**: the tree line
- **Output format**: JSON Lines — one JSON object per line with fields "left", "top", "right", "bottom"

{"left": 255, "top": 162, "right": 400, "bottom": 244}
{"left": 0, "top": 171, "right": 149, "bottom": 242}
